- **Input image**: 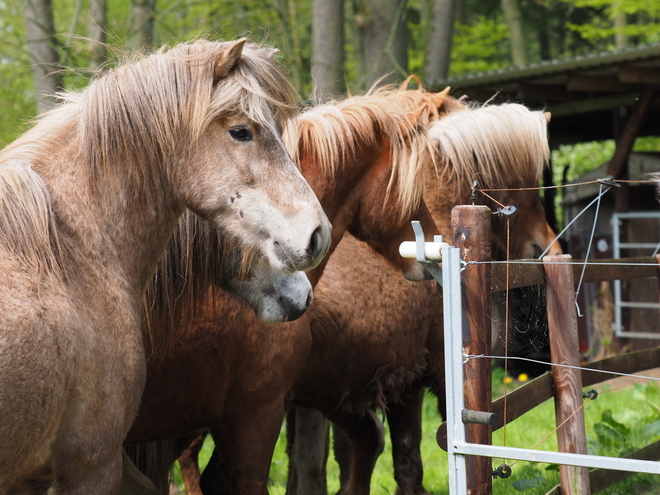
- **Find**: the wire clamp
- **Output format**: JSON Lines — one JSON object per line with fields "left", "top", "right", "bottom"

{"left": 597, "top": 176, "right": 620, "bottom": 188}
{"left": 583, "top": 389, "right": 598, "bottom": 400}
{"left": 497, "top": 205, "right": 518, "bottom": 217}
{"left": 492, "top": 464, "right": 512, "bottom": 479}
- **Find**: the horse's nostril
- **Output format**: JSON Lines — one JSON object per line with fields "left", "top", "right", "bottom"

{"left": 306, "top": 288, "right": 314, "bottom": 308}
{"left": 307, "top": 226, "right": 323, "bottom": 260}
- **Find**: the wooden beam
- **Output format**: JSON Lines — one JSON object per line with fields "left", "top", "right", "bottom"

{"left": 517, "top": 83, "right": 578, "bottom": 101}
{"left": 567, "top": 74, "right": 634, "bottom": 93}
{"left": 490, "top": 256, "right": 660, "bottom": 292}
{"left": 452, "top": 205, "right": 493, "bottom": 495}
{"left": 545, "top": 254, "right": 591, "bottom": 495}
{"left": 545, "top": 92, "right": 640, "bottom": 117}
{"left": 619, "top": 64, "right": 660, "bottom": 84}
{"left": 607, "top": 87, "right": 656, "bottom": 179}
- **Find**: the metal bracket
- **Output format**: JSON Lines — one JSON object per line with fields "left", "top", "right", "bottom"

{"left": 398, "top": 221, "right": 447, "bottom": 285}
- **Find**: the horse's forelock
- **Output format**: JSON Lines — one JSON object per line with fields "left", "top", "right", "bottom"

{"left": 429, "top": 103, "right": 550, "bottom": 197}
{"left": 284, "top": 94, "right": 433, "bottom": 220}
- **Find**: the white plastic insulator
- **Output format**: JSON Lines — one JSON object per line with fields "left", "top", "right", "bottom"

{"left": 398, "top": 241, "right": 447, "bottom": 261}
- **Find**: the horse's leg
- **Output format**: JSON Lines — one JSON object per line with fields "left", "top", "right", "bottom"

{"left": 119, "top": 451, "right": 159, "bottom": 495}
{"left": 177, "top": 432, "right": 207, "bottom": 495}
{"left": 285, "top": 406, "right": 298, "bottom": 495}
{"left": 386, "top": 384, "right": 430, "bottom": 495}
{"left": 51, "top": 448, "right": 124, "bottom": 494}
{"left": 326, "top": 410, "right": 384, "bottom": 495}
{"left": 202, "top": 400, "right": 285, "bottom": 495}
{"left": 292, "top": 407, "right": 329, "bottom": 495}
{"left": 332, "top": 425, "right": 351, "bottom": 489}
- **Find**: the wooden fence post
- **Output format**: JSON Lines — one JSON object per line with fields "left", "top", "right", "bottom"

{"left": 544, "top": 254, "right": 591, "bottom": 495}
{"left": 451, "top": 205, "right": 492, "bottom": 494}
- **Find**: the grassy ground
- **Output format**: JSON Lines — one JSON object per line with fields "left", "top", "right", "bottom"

{"left": 173, "top": 369, "right": 660, "bottom": 494}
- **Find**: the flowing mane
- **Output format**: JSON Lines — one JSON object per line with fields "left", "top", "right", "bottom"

{"left": 283, "top": 93, "right": 436, "bottom": 219}
{"left": 0, "top": 40, "right": 297, "bottom": 280}
{"left": 2, "top": 40, "right": 297, "bottom": 187}
{"left": 429, "top": 103, "right": 550, "bottom": 197}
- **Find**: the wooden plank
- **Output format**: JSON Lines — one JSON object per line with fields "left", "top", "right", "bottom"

{"left": 607, "top": 87, "right": 656, "bottom": 179}
{"left": 545, "top": 254, "right": 591, "bottom": 495}
{"left": 619, "top": 65, "right": 660, "bottom": 84}
{"left": 490, "top": 257, "right": 659, "bottom": 292}
{"left": 567, "top": 75, "right": 634, "bottom": 93}
{"left": 452, "top": 205, "right": 493, "bottom": 495}
{"left": 437, "top": 347, "right": 660, "bottom": 451}
{"left": 545, "top": 93, "right": 640, "bottom": 117}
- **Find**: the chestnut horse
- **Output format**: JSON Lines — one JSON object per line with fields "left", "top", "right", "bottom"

{"left": 124, "top": 88, "right": 443, "bottom": 493}
{"left": 286, "top": 101, "right": 564, "bottom": 495}
{"left": 0, "top": 39, "right": 332, "bottom": 493}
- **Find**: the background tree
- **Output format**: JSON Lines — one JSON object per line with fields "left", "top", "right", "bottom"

{"left": 501, "top": 0, "right": 529, "bottom": 66}
{"left": 359, "top": 0, "right": 410, "bottom": 86}
{"left": 424, "top": 0, "right": 458, "bottom": 84}
{"left": 88, "top": 0, "right": 107, "bottom": 69}
{"left": 312, "top": 0, "right": 344, "bottom": 99}
{"left": 128, "top": 0, "right": 155, "bottom": 48}
{"left": 23, "top": 0, "right": 62, "bottom": 113}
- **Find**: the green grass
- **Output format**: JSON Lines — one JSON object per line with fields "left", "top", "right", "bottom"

{"left": 173, "top": 372, "right": 660, "bottom": 494}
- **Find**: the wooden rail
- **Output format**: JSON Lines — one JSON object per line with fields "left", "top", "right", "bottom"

{"left": 437, "top": 346, "right": 660, "bottom": 450}
{"left": 490, "top": 256, "right": 660, "bottom": 292}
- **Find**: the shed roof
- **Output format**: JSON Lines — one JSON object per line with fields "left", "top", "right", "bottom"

{"left": 438, "top": 44, "right": 660, "bottom": 147}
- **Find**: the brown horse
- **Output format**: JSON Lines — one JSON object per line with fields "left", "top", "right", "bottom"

{"left": 123, "top": 87, "right": 443, "bottom": 494}
{"left": 286, "top": 101, "right": 564, "bottom": 495}
{"left": 0, "top": 39, "right": 331, "bottom": 493}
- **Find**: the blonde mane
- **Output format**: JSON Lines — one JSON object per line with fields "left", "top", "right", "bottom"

{"left": 429, "top": 103, "right": 550, "bottom": 198}
{"left": 283, "top": 93, "right": 436, "bottom": 219}
{"left": 0, "top": 40, "right": 297, "bottom": 278}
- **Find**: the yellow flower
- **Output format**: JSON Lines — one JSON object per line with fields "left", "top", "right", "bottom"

{"left": 518, "top": 373, "right": 529, "bottom": 383}
{"left": 503, "top": 376, "right": 513, "bottom": 384}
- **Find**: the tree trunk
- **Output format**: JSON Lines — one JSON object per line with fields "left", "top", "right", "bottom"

{"left": 360, "top": 0, "right": 409, "bottom": 87}
{"left": 501, "top": 0, "right": 528, "bottom": 66}
{"left": 23, "top": 0, "right": 62, "bottom": 114}
{"left": 613, "top": 0, "right": 627, "bottom": 50}
{"left": 88, "top": 0, "right": 107, "bottom": 69}
{"left": 312, "top": 0, "right": 344, "bottom": 99}
{"left": 128, "top": 0, "right": 155, "bottom": 49}
{"left": 424, "top": 0, "right": 457, "bottom": 85}
{"left": 271, "top": 0, "right": 303, "bottom": 94}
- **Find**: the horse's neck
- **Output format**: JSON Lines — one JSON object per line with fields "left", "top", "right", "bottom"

{"left": 36, "top": 155, "right": 182, "bottom": 296}
{"left": 299, "top": 142, "right": 381, "bottom": 287}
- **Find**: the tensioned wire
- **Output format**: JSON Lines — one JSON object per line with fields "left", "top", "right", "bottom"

{"left": 472, "top": 176, "right": 660, "bottom": 470}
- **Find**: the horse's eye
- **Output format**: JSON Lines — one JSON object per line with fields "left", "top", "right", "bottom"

{"left": 229, "top": 127, "right": 253, "bottom": 142}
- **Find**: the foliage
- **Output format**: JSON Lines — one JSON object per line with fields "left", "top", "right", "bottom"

{"left": 449, "top": 16, "right": 511, "bottom": 75}
{"left": 562, "top": 0, "right": 660, "bottom": 46}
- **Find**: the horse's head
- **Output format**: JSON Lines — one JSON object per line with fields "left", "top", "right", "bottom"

{"left": 428, "top": 102, "right": 562, "bottom": 260}
{"left": 79, "top": 39, "right": 331, "bottom": 275}
{"left": 286, "top": 94, "right": 439, "bottom": 283}
{"left": 165, "top": 40, "right": 331, "bottom": 273}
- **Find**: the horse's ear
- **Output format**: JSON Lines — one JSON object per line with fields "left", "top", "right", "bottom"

{"left": 432, "top": 86, "right": 451, "bottom": 109}
{"left": 400, "top": 74, "right": 422, "bottom": 91}
{"left": 406, "top": 105, "right": 426, "bottom": 125}
{"left": 544, "top": 111, "right": 552, "bottom": 123}
{"left": 214, "top": 38, "right": 248, "bottom": 82}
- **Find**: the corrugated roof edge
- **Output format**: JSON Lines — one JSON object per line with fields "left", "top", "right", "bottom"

{"left": 434, "top": 43, "right": 660, "bottom": 90}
